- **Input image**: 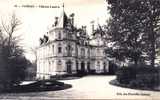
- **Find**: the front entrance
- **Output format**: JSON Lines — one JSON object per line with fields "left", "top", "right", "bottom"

{"left": 66, "top": 61, "right": 72, "bottom": 74}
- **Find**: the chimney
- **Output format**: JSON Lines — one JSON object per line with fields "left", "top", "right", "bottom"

{"left": 84, "top": 26, "right": 87, "bottom": 33}
{"left": 54, "top": 17, "right": 58, "bottom": 26}
{"left": 70, "top": 13, "right": 75, "bottom": 26}
{"left": 82, "top": 26, "right": 87, "bottom": 33}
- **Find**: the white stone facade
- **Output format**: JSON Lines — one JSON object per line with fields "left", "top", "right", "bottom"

{"left": 36, "top": 11, "right": 109, "bottom": 79}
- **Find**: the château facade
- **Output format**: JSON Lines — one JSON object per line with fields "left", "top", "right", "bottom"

{"left": 36, "top": 10, "right": 109, "bottom": 79}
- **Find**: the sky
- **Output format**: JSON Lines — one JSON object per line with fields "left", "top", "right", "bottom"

{"left": 0, "top": 0, "right": 110, "bottom": 61}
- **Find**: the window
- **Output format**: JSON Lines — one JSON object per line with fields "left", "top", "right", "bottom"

{"left": 81, "top": 48, "right": 85, "bottom": 57}
{"left": 103, "top": 50, "right": 106, "bottom": 55}
{"left": 87, "top": 62, "right": 90, "bottom": 71}
{"left": 76, "top": 61, "right": 79, "bottom": 71}
{"left": 97, "top": 61, "right": 100, "bottom": 66}
{"left": 87, "top": 49, "right": 90, "bottom": 57}
{"left": 68, "top": 32, "right": 72, "bottom": 39}
{"left": 57, "top": 60, "right": 62, "bottom": 72}
{"left": 57, "top": 60, "right": 62, "bottom": 65}
{"left": 103, "top": 62, "right": 106, "bottom": 67}
{"left": 66, "top": 44, "right": 72, "bottom": 56}
{"left": 52, "top": 45, "right": 54, "bottom": 54}
{"left": 58, "top": 32, "right": 61, "bottom": 39}
{"left": 58, "top": 47, "right": 62, "bottom": 53}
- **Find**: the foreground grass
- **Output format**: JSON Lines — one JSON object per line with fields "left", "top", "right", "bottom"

{"left": 2, "top": 80, "right": 72, "bottom": 93}
{"left": 110, "top": 79, "right": 160, "bottom": 91}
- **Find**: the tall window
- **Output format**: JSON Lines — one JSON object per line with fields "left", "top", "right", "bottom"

{"left": 57, "top": 60, "right": 62, "bottom": 72}
{"left": 58, "top": 43, "right": 62, "bottom": 54}
{"left": 97, "top": 61, "right": 100, "bottom": 67}
{"left": 58, "top": 47, "right": 62, "bottom": 53}
{"left": 81, "top": 48, "right": 85, "bottom": 57}
{"left": 66, "top": 44, "right": 72, "bottom": 56}
{"left": 87, "top": 62, "right": 90, "bottom": 71}
{"left": 76, "top": 60, "right": 79, "bottom": 71}
{"left": 58, "top": 32, "right": 61, "bottom": 39}
{"left": 87, "top": 49, "right": 90, "bottom": 57}
{"left": 52, "top": 45, "right": 54, "bottom": 54}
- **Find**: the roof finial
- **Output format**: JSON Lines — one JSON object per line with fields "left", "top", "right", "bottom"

{"left": 97, "top": 17, "right": 100, "bottom": 25}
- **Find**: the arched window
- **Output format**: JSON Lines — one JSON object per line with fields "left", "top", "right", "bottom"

{"left": 57, "top": 60, "right": 62, "bottom": 65}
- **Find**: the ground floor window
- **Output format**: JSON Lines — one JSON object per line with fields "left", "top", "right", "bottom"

{"left": 57, "top": 60, "right": 62, "bottom": 72}
{"left": 76, "top": 61, "right": 79, "bottom": 71}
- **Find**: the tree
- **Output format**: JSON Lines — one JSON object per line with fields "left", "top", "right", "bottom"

{"left": 27, "top": 47, "right": 37, "bottom": 79}
{"left": 141, "top": 0, "right": 160, "bottom": 67}
{"left": 0, "top": 14, "right": 29, "bottom": 89}
{"left": 106, "top": 0, "right": 160, "bottom": 67}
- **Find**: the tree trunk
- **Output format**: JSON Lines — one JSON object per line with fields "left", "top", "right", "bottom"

{"left": 151, "top": 40, "right": 155, "bottom": 67}
{"left": 150, "top": 27, "right": 155, "bottom": 67}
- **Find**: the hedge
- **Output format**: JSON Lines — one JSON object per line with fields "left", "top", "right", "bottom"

{"left": 116, "top": 64, "right": 160, "bottom": 88}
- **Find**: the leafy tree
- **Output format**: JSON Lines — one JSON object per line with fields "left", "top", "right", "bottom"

{"left": 106, "top": 0, "right": 160, "bottom": 67}
{"left": 140, "top": 0, "right": 160, "bottom": 67}
{"left": 0, "top": 14, "right": 29, "bottom": 89}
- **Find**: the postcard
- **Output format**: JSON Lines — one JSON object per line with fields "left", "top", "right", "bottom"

{"left": 0, "top": 0, "right": 159, "bottom": 99}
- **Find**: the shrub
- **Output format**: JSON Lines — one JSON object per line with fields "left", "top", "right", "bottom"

{"left": 88, "top": 69, "right": 96, "bottom": 74}
{"left": 116, "top": 66, "right": 136, "bottom": 84}
{"left": 136, "top": 73, "right": 159, "bottom": 88}
{"left": 129, "top": 79, "right": 146, "bottom": 88}
{"left": 109, "top": 62, "right": 118, "bottom": 75}
{"left": 116, "top": 64, "right": 160, "bottom": 88}
{"left": 77, "top": 70, "right": 87, "bottom": 76}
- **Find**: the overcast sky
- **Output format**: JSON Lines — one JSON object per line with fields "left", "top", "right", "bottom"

{"left": 0, "top": 0, "right": 109, "bottom": 60}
